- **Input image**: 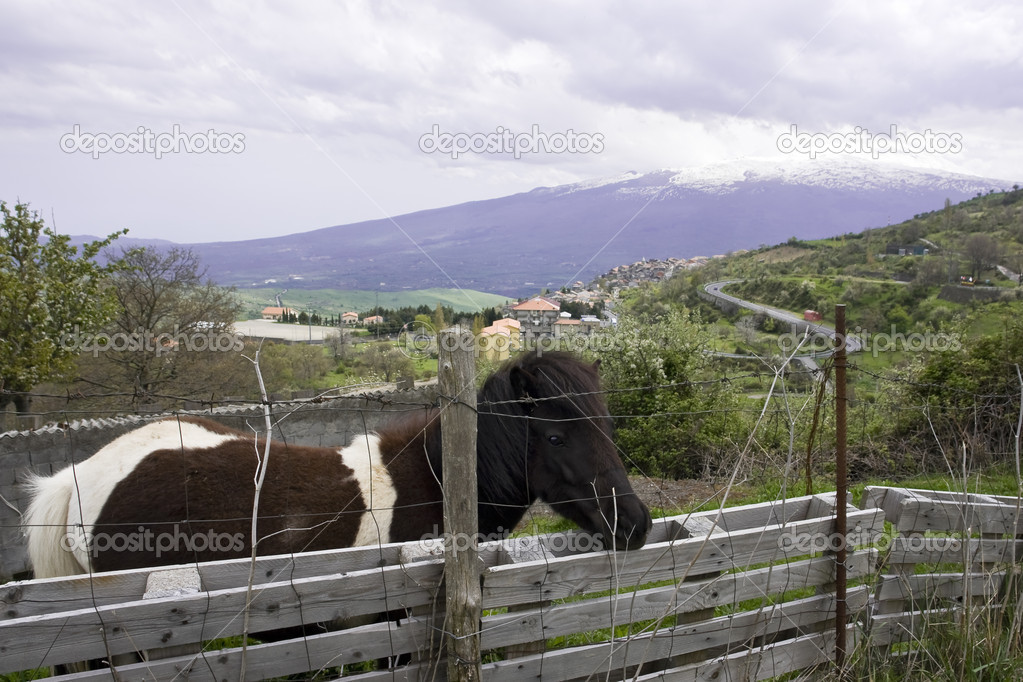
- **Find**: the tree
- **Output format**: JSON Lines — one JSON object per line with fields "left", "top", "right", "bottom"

{"left": 963, "top": 233, "right": 1000, "bottom": 280}
{"left": 913, "top": 257, "right": 947, "bottom": 289}
{"left": 735, "top": 315, "right": 758, "bottom": 346}
{"left": 78, "top": 246, "right": 240, "bottom": 398}
{"left": 365, "top": 343, "right": 414, "bottom": 382}
{"left": 433, "top": 302, "right": 447, "bottom": 331}
{"left": 896, "top": 317, "right": 1019, "bottom": 463}
{"left": 594, "top": 308, "right": 741, "bottom": 478}
{"left": 1008, "top": 251, "right": 1023, "bottom": 287}
{"left": 325, "top": 328, "right": 355, "bottom": 361}
{"left": 0, "top": 201, "right": 125, "bottom": 414}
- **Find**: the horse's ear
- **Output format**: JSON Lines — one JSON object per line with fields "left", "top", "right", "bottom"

{"left": 592, "top": 359, "right": 602, "bottom": 372}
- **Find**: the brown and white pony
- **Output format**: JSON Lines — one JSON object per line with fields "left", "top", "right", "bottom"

{"left": 25, "top": 352, "right": 651, "bottom": 577}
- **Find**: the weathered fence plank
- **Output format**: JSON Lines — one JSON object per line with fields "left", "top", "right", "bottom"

{"left": 0, "top": 560, "right": 445, "bottom": 671}
{"left": 864, "top": 485, "right": 1023, "bottom": 657}
{"left": 348, "top": 594, "right": 867, "bottom": 682}
{"left": 480, "top": 553, "right": 875, "bottom": 650}
{"left": 52, "top": 615, "right": 438, "bottom": 682}
{"left": 481, "top": 508, "right": 884, "bottom": 607}
{"left": 632, "top": 627, "right": 858, "bottom": 682}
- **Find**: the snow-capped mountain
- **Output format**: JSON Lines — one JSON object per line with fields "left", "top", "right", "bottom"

{"left": 88, "top": 159, "right": 1018, "bottom": 296}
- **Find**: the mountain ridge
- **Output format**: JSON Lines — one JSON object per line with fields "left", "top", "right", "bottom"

{"left": 72, "top": 159, "right": 1018, "bottom": 297}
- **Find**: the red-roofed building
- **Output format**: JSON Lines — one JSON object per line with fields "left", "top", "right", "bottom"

{"left": 261, "top": 306, "right": 293, "bottom": 321}
{"left": 511, "top": 297, "right": 561, "bottom": 342}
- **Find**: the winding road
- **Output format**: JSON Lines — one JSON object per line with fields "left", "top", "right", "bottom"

{"left": 701, "top": 280, "right": 861, "bottom": 379}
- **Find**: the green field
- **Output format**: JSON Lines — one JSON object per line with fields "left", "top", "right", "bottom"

{"left": 233, "top": 287, "right": 514, "bottom": 319}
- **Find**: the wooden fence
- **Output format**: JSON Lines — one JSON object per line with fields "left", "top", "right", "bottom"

{"left": 862, "top": 486, "right": 1023, "bottom": 649}
{"left": 1, "top": 492, "right": 882, "bottom": 681}
{"left": 3, "top": 486, "right": 1022, "bottom": 680}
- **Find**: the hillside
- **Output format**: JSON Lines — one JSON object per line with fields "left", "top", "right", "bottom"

{"left": 681, "top": 188, "right": 1023, "bottom": 332}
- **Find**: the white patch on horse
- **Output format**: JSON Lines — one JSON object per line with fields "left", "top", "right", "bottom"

{"left": 340, "top": 434, "right": 396, "bottom": 546}
{"left": 64, "top": 420, "right": 235, "bottom": 571}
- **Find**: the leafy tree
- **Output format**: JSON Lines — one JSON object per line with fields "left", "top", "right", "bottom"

{"left": 433, "top": 302, "right": 447, "bottom": 331}
{"left": 249, "top": 342, "right": 333, "bottom": 392}
{"left": 365, "top": 343, "right": 414, "bottom": 382}
{"left": 913, "top": 257, "right": 947, "bottom": 289}
{"left": 896, "top": 317, "right": 1022, "bottom": 463}
{"left": 77, "top": 246, "right": 240, "bottom": 398}
{"left": 735, "top": 315, "right": 758, "bottom": 346}
{"left": 324, "top": 328, "right": 355, "bottom": 361}
{"left": 0, "top": 201, "right": 125, "bottom": 414}
{"left": 559, "top": 300, "right": 603, "bottom": 319}
{"left": 593, "top": 308, "right": 741, "bottom": 478}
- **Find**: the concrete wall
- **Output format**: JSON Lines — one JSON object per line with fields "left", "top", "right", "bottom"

{"left": 0, "top": 384, "right": 439, "bottom": 581}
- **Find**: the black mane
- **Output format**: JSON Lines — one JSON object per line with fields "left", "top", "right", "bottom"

{"left": 474, "top": 352, "right": 606, "bottom": 533}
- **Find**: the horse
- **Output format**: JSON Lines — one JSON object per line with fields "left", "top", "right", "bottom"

{"left": 24, "top": 351, "right": 652, "bottom": 578}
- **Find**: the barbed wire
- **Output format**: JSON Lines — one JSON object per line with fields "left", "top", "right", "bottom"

{"left": 4, "top": 360, "right": 1019, "bottom": 419}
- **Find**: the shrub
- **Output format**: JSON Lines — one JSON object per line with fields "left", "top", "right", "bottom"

{"left": 593, "top": 309, "right": 742, "bottom": 478}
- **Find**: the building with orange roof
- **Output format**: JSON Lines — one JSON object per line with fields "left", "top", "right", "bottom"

{"left": 510, "top": 297, "right": 561, "bottom": 342}
{"left": 261, "top": 306, "right": 293, "bottom": 321}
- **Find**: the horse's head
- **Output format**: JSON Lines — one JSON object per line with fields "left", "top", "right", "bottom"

{"left": 505, "top": 352, "right": 652, "bottom": 551}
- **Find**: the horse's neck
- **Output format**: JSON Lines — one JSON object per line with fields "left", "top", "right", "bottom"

{"left": 425, "top": 413, "right": 535, "bottom": 538}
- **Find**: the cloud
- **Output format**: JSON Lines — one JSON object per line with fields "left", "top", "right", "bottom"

{"left": 0, "top": 0, "right": 1020, "bottom": 243}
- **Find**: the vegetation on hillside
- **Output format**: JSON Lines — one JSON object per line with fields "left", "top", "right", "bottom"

{"left": 591, "top": 309, "right": 743, "bottom": 478}
{"left": 602, "top": 188, "right": 1023, "bottom": 482}
{"left": 6, "top": 189, "right": 1023, "bottom": 486}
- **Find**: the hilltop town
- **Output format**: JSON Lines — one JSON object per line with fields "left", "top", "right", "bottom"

{"left": 544, "top": 255, "right": 713, "bottom": 308}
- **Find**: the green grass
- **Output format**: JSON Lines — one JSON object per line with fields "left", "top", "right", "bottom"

{"left": 0, "top": 671, "right": 49, "bottom": 681}
{"left": 967, "top": 301, "right": 1023, "bottom": 337}
{"left": 877, "top": 463, "right": 1023, "bottom": 498}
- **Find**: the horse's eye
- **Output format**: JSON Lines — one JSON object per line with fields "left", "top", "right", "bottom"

{"left": 548, "top": 434, "right": 565, "bottom": 447}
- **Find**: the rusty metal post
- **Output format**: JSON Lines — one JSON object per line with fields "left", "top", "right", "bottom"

{"left": 834, "top": 304, "right": 848, "bottom": 672}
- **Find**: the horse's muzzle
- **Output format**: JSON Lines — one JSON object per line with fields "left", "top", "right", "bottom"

{"left": 603, "top": 493, "right": 652, "bottom": 551}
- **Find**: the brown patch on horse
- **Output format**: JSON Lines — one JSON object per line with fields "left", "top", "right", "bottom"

{"left": 91, "top": 425, "right": 367, "bottom": 571}
{"left": 375, "top": 409, "right": 445, "bottom": 542}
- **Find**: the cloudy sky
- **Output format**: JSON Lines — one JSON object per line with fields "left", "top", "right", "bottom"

{"left": 2, "top": 0, "right": 1021, "bottom": 243}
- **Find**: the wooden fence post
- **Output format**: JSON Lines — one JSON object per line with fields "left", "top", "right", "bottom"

{"left": 438, "top": 326, "right": 483, "bottom": 681}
